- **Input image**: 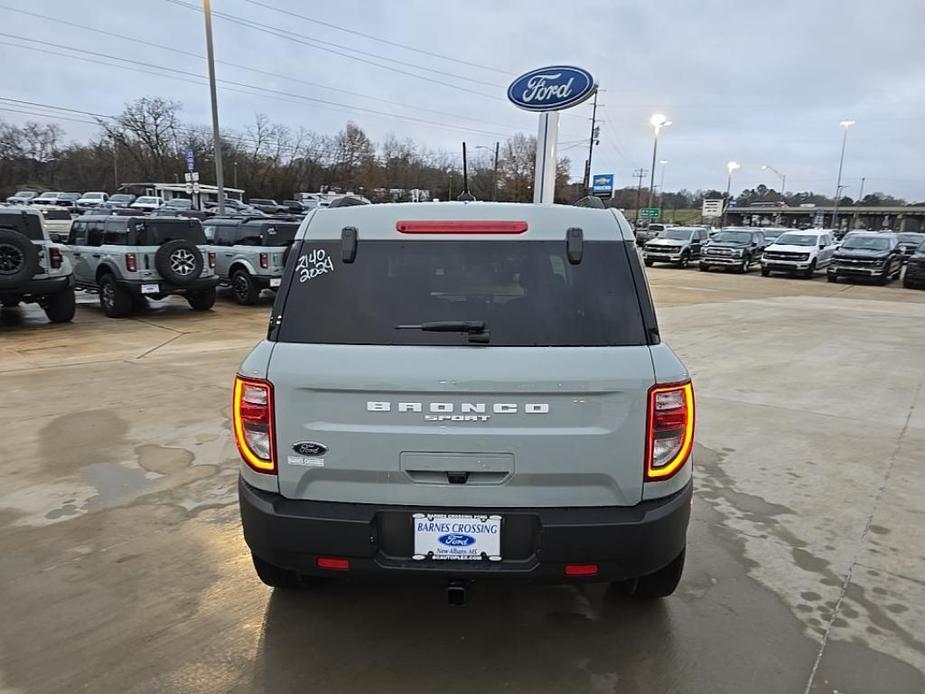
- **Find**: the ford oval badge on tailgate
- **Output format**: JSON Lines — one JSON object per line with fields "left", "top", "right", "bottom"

{"left": 292, "top": 441, "right": 327, "bottom": 456}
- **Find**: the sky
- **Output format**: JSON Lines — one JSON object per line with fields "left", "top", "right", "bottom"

{"left": 1, "top": 0, "right": 923, "bottom": 200}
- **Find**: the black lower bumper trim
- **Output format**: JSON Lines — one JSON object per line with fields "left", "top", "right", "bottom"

{"left": 239, "top": 478, "right": 692, "bottom": 583}
{"left": 116, "top": 276, "right": 220, "bottom": 295}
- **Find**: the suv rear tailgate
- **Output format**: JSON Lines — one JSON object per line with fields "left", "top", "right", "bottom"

{"left": 268, "top": 344, "right": 655, "bottom": 507}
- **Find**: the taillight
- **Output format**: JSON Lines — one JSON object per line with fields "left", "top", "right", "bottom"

{"left": 49, "top": 246, "right": 63, "bottom": 269}
{"left": 208, "top": 252, "right": 216, "bottom": 269}
{"left": 125, "top": 253, "right": 137, "bottom": 272}
{"left": 645, "top": 381, "right": 694, "bottom": 481}
{"left": 233, "top": 375, "right": 276, "bottom": 473}
{"left": 259, "top": 252, "right": 269, "bottom": 269}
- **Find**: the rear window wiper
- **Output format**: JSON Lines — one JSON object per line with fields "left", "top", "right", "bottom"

{"left": 396, "top": 320, "right": 490, "bottom": 344}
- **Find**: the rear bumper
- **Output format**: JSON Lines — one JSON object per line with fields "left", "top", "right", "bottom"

{"left": 1, "top": 274, "right": 73, "bottom": 298}
{"left": 115, "top": 276, "right": 219, "bottom": 295}
{"left": 239, "top": 477, "right": 692, "bottom": 583}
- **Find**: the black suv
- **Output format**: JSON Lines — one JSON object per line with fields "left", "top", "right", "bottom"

{"left": 895, "top": 233, "right": 925, "bottom": 263}
{"left": 699, "top": 228, "right": 766, "bottom": 273}
{"left": 902, "top": 241, "right": 925, "bottom": 289}
{"left": 827, "top": 232, "right": 903, "bottom": 285}
{"left": 66, "top": 216, "right": 220, "bottom": 317}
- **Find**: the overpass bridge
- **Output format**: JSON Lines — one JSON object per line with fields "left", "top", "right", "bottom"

{"left": 725, "top": 205, "right": 925, "bottom": 232}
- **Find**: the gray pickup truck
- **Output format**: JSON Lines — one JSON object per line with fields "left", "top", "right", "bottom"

{"left": 0, "top": 207, "right": 76, "bottom": 323}
{"left": 234, "top": 201, "right": 695, "bottom": 604}
{"left": 65, "top": 215, "right": 219, "bottom": 317}
{"left": 203, "top": 217, "right": 299, "bottom": 305}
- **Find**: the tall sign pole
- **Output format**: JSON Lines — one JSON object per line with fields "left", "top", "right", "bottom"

{"left": 203, "top": 0, "right": 225, "bottom": 215}
{"left": 533, "top": 113, "right": 559, "bottom": 204}
{"left": 507, "top": 65, "right": 597, "bottom": 205}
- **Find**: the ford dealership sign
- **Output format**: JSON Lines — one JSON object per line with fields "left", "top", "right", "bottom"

{"left": 507, "top": 66, "right": 596, "bottom": 112}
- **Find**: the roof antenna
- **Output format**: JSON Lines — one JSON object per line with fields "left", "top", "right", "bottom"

{"left": 457, "top": 141, "right": 476, "bottom": 201}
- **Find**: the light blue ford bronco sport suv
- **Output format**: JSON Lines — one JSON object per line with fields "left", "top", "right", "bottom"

{"left": 234, "top": 201, "right": 694, "bottom": 603}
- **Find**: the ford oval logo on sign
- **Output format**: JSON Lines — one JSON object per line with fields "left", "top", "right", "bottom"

{"left": 438, "top": 533, "right": 477, "bottom": 547}
{"left": 507, "top": 65, "right": 596, "bottom": 112}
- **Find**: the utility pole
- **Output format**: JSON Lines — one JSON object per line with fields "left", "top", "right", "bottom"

{"left": 582, "top": 90, "right": 600, "bottom": 193}
{"left": 492, "top": 141, "right": 499, "bottom": 201}
{"left": 857, "top": 176, "right": 865, "bottom": 203}
{"left": 203, "top": 0, "right": 225, "bottom": 215}
{"left": 633, "top": 168, "right": 647, "bottom": 225}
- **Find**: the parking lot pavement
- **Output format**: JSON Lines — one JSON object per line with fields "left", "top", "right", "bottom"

{"left": 1, "top": 276, "right": 924, "bottom": 694}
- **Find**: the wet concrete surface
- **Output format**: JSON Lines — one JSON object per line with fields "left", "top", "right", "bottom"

{"left": 1, "top": 274, "right": 924, "bottom": 693}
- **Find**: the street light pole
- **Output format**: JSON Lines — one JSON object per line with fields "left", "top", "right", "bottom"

{"left": 658, "top": 160, "right": 668, "bottom": 207}
{"left": 203, "top": 0, "right": 225, "bottom": 215}
{"left": 723, "top": 161, "right": 740, "bottom": 227}
{"left": 647, "top": 114, "right": 671, "bottom": 210}
{"left": 832, "top": 120, "right": 855, "bottom": 232}
{"left": 761, "top": 164, "right": 786, "bottom": 202}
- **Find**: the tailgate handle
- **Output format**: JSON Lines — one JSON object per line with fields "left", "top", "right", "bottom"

{"left": 403, "top": 469, "right": 509, "bottom": 485}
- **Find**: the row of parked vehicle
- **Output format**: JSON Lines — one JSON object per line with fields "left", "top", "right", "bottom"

{"left": 3, "top": 204, "right": 923, "bottom": 327}
{"left": 4, "top": 189, "right": 350, "bottom": 217}
{"left": 0, "top": 204, "right": 318, "bottom": 322}
{"left": 641, "top": 225, "right": 925, "bottom": 287}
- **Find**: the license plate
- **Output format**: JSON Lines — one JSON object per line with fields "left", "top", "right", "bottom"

{"left": 141, "top": 283, "right": 159, "bottom": 295}
{"left": 412, "top": 513, "right": 502, "bottom": 561}
{"left": 269, "top": 278, "right": 281, "bottom": 288}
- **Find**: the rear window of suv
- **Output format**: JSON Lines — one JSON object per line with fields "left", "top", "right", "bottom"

{"left": 0, "top": 213, "right": 44, "bottom": 241}
{"left": 237, "top": 223, "right": 299, "bottom": 246}
{"left": 135, "top": 220, "right": 207, "bottom": 245}
{"left": 276, "top": 240, "right": 647, "bottom": 346}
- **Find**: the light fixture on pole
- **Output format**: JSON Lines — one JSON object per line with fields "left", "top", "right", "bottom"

{"left": 832, "top": 120, "right": 855, "bottom": 232}
{"left": 761, "top": 164, "right": 786, "bottom": 202}
{"left": 723, "top": 161, "right": 740, "bottom": 227}
{"left": 647, "top": 114, "right": 671, "bottom": 210}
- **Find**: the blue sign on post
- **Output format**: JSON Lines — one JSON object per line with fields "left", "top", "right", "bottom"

{"left": 185, "top": 149, "right": 194, "bottom": 173}
{"left": 507, "top": 66, "right": 597, "bottom": 112}
{"left": 591, "top": 174, "right": 614, "bottom": 195}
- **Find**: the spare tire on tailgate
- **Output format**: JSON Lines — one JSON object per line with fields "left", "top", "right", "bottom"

{"left": 154, "top": 239, "right": 203, "bottom": 286}
{"left": 0, "top": 227, "right": 40, "bottom": 288}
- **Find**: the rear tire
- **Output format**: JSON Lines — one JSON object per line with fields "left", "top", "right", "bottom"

{"left": 827, "top": 273, "right": 838, "bottom": 283}
{"left": 760, "top": 266, "right": 770, "bottom": 277}
{"left": 99, "top": 274, "right": 133, "bottom": 318}
{"left": 231, "top": 269, "right": 259, "bottom": 305}
{"left": 644, "top": 258, "right": 654, "bottom": 267}
{"left": 252, "top": 553, "right": 305, "bottom": 590}
{"left": 187, "top": 286, "right": 216, "bottom": 311}
{"left": 619, "top": 548, "right": 685, "bottom": 599}
{"left": 42, "top": 287, "right": 76, "bottom": 323}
